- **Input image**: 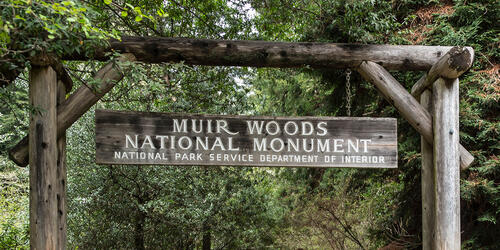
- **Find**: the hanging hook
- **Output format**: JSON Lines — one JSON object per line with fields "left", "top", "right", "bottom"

{"left": 345, "top": 69, "right": 352, "bottom": 116}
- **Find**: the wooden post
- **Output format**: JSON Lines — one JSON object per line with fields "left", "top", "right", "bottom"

{"left": 433, "top": 78, "right": 460, "bottom": 249}
{"left": 420, "top": 90, "right": 435, "bottom": 249}
{"left": 29, "top": 65, "right": 58, "bottom": 249}
{"left": 56, "top": 80, "right": 68, "bottom": 248}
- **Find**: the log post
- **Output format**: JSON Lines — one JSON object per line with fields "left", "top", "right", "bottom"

{"left": 9, "top": 53, "right": 136, "bottom": 167}
{"left": 56, "top": 80, "right": 68, "bottom": 248}
{"left": 433, "top": 78, "right": 460, "bottom": 249}
{"left": 29, "top": 65, "right": 58, "bottom": 249}
{"left": 357, "top": 61, "right": 473, "bottom": 170}
{"left": 420, "top": 90, "right": 435, "bottom": 249}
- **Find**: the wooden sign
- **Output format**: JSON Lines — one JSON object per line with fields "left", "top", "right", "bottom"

{"left": 95, "top": 109, "right": 397, "bottom": 168}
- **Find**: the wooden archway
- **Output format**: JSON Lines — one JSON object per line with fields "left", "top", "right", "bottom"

{"left": 8, "top": 37, "right": 474, "bottom": 249}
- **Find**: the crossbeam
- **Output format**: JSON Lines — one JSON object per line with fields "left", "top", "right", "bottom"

{"left": 64, "top": 36, "right": 464, "bottom": 71}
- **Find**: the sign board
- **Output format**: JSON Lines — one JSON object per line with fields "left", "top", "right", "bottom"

{"left": 95, "top": 109, "right": 397, "bottom": 168}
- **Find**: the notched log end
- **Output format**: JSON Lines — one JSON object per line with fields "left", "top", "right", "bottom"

{"left": 8, "top": 137, "right": 29, "bottom": 167}
{"left": 447, "top": 46, "right": 475, "bottom": 73}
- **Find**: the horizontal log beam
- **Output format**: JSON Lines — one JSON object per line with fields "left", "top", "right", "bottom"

{"left": 411, "top": 46, "right": 474, "bottom": 98}
{"left": 9, "top": 53, "right": 136, "bottom": 167}
{"left": 63, "top": 36, "right": 457, "bottom": 71}
{"left": 357, "top": 61, "right": 474, "bottom": 170}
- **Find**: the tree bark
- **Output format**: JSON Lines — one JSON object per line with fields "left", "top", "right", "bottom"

{"left": 202, "top": 221, "right": 211, "bottom": 250}
{"left": 63, "top": 36, "right": 461, "bottom": 71}
{"left": 134, "top": 211, "right": 146, "bottom": 250}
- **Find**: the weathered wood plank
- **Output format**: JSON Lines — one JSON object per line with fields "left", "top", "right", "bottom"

{"left": 63, "top": 36, "right": 460, "bottom": 71}
{"left": 411, "top": 47, "right": 474, "bottom": 98}
{"left": 420, "top": 90, "right": 435, "bottom": 250}
{"left": 433, "top": 78, "right": 460, "bottom": 249}
{"left": 56, "top": 80, "right": 67, "bottom": 249}
{"left": 29, "top": 66, "right": 58, "bottom": 249}
{"left": 8, "top": 53, "right": 136, "bottom": 167}
{"left": 95, "top": 110, "right": 398, "bottom": 168}
{"left": 357, "top": 61, "right": 474, "bottom": 170}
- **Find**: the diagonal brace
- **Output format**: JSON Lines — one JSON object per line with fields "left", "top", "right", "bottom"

{"left": 357, "top": 61, "right": 474, "bottom": 170}
{"left": 9, "top": 53, "right": 136, "bottom": 167}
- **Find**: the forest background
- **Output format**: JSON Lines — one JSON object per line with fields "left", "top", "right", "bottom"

{"left": 0, "top": 0, "right": 498, "bottom": 249}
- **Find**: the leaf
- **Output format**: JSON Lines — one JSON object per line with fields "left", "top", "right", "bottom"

{"left": 478, "top": 213, "right": 497, "bottom": 224}
{"left": 121, "top": 11, "right": 128, "bottom": 17}
{"left": 104, "top": 0, "right": 112, "bottom": 5}
{"left": 14, "top": 15, "right": 26, "bottom": 21}
{"left": 135, "top": 15, "right": 142, "bottom": 22}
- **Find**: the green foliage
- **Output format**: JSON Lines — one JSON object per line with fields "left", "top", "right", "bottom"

{"left": 253, "top": 0, "right": 399, "bottom": 42}
{"left": 250, "top": 68, "right": 336, "bottom": 116}
{"left": 0, "top": 169, "right": 29, "bottom": 249}
{"left": 0, "top": 78, "right": 29, "bottom": 171}
{"left": 0, "top": 0, "right": 121, "bottom": 86}
{"left": 272, "top": 168, "right": 403, "bottom": 249}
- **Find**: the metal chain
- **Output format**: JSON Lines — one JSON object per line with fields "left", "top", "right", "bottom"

{"left": 345, "top": 69, "right": 352, "bottom": 116}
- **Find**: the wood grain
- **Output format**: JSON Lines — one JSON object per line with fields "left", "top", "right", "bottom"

{"left": 357, "top": 61, "right": 474, "bottom": 170}
{"left": 95, "top": 110, "right": 397, "bottom": 168}
{"left": 433, "top": 78, "right": 460, "bottom": 249}
{"left": 63, "top": 36, "right": 460, "bottom": 71}
{"left": 420, "top": 90, "right": 435, "bottom": 250}
{"left": 29, "top": 66, "right": 58, "bottom": 250}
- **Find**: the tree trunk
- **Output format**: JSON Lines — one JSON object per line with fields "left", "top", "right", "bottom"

{"left": 202, "top": 222, "right": 211, "bottom": 250}
{"left": 134, "top": 211, "right": 146, "bottom": 250}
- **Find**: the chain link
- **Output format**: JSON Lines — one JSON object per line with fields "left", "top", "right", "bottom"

{"left": 345, "top": 69, "right": 352, "bottom": 116}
